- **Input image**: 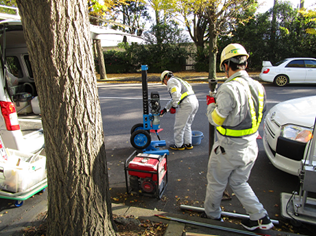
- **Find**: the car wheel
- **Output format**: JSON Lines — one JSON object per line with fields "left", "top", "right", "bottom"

{"left": 274, "top": 75, "right": 289, "bottom": 87}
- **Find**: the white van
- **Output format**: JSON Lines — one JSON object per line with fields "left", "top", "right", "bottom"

{"left": 0, "top": 19, "right": 44, "bottom": 153}
{"left": 0, "top": 6, "right": 142, "bottom": 154}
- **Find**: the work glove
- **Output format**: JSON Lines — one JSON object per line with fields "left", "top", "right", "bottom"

{"left": 160, "top": 108, "right": 167, "bottom": 116}
{"left": 170, "top": 107, "right": 176, "bottom": 114}
{"left": 206, "top": 95, "right": 215, "bottom": 105}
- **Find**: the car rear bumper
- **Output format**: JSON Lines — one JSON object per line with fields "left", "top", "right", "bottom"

{"left": 259, "top": 73, "right": 274, "bottom": 83}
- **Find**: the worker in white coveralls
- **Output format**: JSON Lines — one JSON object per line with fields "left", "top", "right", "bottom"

{"left": 202, "top": 43, "right": 274, "bottom": 231}
{"left": 159, "top": 71, "right": 199, "bottom": 150}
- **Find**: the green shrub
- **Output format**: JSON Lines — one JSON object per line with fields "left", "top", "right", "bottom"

{"left": 195, "top": 62, "right": 208, "bottom": 72}
{"left": 103, "top": 42, "right": 189, "bottom": 73}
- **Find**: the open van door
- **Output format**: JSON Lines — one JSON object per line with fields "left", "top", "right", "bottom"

{"left": 0, "top": 20, "right": 44, "bottom": 154}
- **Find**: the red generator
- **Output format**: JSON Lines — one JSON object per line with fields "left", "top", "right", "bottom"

{"left": 124, "top": 151, "right": 168, "bottom": 199}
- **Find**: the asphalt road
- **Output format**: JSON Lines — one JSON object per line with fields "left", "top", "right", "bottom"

{"left": 1, "top": 82, "right": 316, "bottom": 235}
{"left": 100, "top": 82, "right": 316, "bottom": 234}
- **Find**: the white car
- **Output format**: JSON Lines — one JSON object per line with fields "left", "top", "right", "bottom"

{"left": 259, "top": 58, "right": 316, "bottom": 87}
{"left": 263, "top": 96, "right": 316, "bottom": 175}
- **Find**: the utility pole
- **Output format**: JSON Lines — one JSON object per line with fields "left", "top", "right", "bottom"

{"left": 208, "top": 79, "right": 231, "bottom": 200}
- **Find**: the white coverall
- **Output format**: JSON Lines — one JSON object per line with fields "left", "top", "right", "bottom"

{"left": 164, "top": 77, "right": 199, "bottom": 147}
{"left": 204, "top": 70, "right": 268, "bottom": 220}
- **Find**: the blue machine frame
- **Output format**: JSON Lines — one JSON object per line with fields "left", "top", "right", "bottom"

{"left": 130, "top": 65, "right": 169, "bottom": 156}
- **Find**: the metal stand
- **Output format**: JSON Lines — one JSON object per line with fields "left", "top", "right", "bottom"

{"left": 143, "top": 140, "right": 169, "bottom": 156}
{"left": 281, "top": 118, "right": 316, "bottom": 225}
{"left": 130, "top": 65, "right": 168, "bottom": 154}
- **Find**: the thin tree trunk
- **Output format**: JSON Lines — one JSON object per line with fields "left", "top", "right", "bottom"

{"left": 271, "top": 0, "right": 277, "bottom": 59}
{"left": 96, "top": 39, "right": 107, "bottom": 80}
{"left": 208, "top": 21, "right": 217, "bottom": 81}
{"left": 16, "top": 0, "right": 115, "bottom": 235}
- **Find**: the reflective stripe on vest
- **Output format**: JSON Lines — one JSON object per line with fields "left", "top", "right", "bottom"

{"left": 176, "top": 78, "right": 194, "bottom": 104}
{"left": 216, "top": 77, "right": 264, "bottom": 137}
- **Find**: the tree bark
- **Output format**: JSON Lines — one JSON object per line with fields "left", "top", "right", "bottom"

{"left": 16, "top": 1, "right": 115, "bottom": 235}
{"left": 208, "top": 21, "right": 217, "bottom": 81}
{"left": 95, "top": 39, "right": 107, "bottom": 80}
{"left": 271, "top": 0, "right": 277, "bottom": 60}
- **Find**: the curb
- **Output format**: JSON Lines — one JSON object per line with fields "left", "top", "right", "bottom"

{"left": 111, "top": 203, "right": 185, "bottom": 236}
{"left": 97, "top": 75, "right": 261, "bottom": 84}
{"left": 164, "top": 221, "right": 185, "bottom": 236}
{"left": 111, "top": 203, "right": 303, "bottom": 236}
{"left": 7, "top": 200, "right": 303, "bottom": 236}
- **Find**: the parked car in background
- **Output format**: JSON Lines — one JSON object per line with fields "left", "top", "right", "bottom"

{"left": 259, "top": 58, "right": 316, "bottom": 87}
{"left": 263, "top": 96, "right": 316, "bottom": 175}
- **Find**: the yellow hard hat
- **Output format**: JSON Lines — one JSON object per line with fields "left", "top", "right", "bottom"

{"left": 220, "top": 43, "right": 249, "bottom": 71}
{"left": 160, "top": 70, "right": 172, "bottom": 84}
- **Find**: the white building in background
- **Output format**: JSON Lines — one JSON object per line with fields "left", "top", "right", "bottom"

{"left": 90, "top": 24, "right": 145, "bottom": 48}
{"left": 0, "top": 5, "right": 146, "bottom": 49}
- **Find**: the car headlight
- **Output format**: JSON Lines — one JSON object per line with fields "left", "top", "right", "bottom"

{"left": 281, "top": 124, "right": 313, "bottom": 143}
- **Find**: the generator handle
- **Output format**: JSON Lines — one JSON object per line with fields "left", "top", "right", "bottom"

{"left": 124, "top": 150, "right": 137, "bottom": 195}
{"left": 124, "top": 150, "right": 137, "bottom": 169}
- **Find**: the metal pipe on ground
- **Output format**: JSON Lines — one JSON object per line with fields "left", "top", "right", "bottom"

{"left": 156, "top": 214, "right": 264, "bottom": 236}
{"left": 180, "top": 205, "right": 279, "bottom": 225}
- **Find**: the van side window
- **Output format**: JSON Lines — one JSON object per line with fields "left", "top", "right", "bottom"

{"left": 24, "top": 55, "right": 33, "bottom": 78}
{"left": 6, "top": 56, "right": 23, "bottom": 78}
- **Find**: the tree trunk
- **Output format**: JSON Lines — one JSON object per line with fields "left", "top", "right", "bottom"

{"left": 208, "top": 21, "right": 217, "bottom": 81}
{"left": 271, "top": 0, "right": 277, "bottom": 60}
{"left": 16, "top": 1, "right": 116, "bottom": 235}
{"left": 96, "top": 39, "right": 107, "bottom": 80}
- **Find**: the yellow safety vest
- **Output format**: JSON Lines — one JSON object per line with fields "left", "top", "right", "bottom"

{"left": 175, "top": 78, "right": 195, "bottom": 104}
{"left": 216, "top": 77, "right": 265, "bottom": 137}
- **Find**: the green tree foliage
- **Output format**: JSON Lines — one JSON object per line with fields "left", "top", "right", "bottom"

{"left": 0, "top": 0, "right": 17, "bottom": 14}
{"left": 176, "top": 0, "right": 257, "bottom": 78}
{"left": 0, "top": 0, "right": 16, "bottom": 6}
{"left": 178, "top": 0, "right": 209, "bottom": 49}
{"left": 223, "top": 2, "right": 316, "bottom": 71}
{"left": 299, "top": 8, "right": 316, "bottom": 34}
{"left": 145, "top": 18, "right": 189, "bottom": 44}
{"left": 146, "top": 0, "right": 189, "bottom": 45}
{"left": 104, "top": 42, "right": 189, "bottom": 73}
{"left": 178, "top": 0, "right": 209, "bottom": 71}
{"left": 114, "top": 0, "right": 149, "bottom": 35}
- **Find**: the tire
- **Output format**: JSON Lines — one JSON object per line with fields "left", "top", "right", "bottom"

{"left": 130, "top": 123, "right": 150, "bottom": 134}
{"left": 15, "top": 200, "right": 24, "bottom": 207}
{"left": 274, "top": 75, "right": 289, "bottom": 87}
{"left": 130, "top": 129, "right": 151, "bottom": 150}
{"left": 40, "top": 188, "right": 46, "bottom": 193}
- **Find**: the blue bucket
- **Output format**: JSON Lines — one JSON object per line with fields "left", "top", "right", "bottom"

{"left": 192, "top": 130, "right": 204, "bottom": 146}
